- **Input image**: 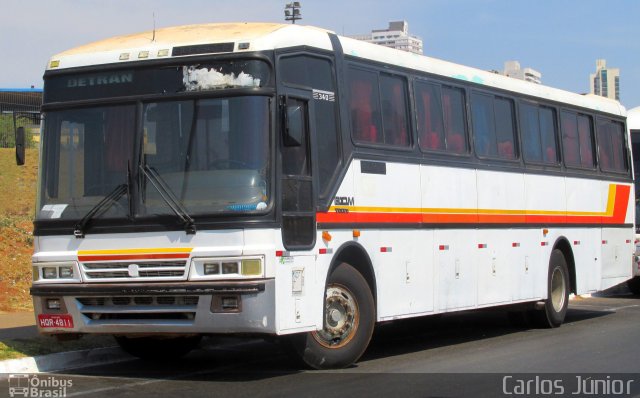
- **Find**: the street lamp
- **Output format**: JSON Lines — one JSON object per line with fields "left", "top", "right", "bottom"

{"left": 284, "top": 2, "right": 302, "bottom": 24}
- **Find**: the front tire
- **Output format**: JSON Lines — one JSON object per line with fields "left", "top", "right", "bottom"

{"left": 115, "top": 335, "right": 202, "bottom": 361}
{"left": 529, "top": 249, "right": 570, "bottom": 328}
{"left": 290, "top": 262, "right": 375, "bottom": 369}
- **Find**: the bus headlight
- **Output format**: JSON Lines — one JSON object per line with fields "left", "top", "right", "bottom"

{"left": 32, "top": 262, "right": 81, "bottom": 283}
{"left": 190, "top": 257, "right": 263, "bottom": 280}
{"left": 43, "top": 267, "right": 58, "bottom": 279}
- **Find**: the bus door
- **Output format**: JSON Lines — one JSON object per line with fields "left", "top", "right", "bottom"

{"left": 279, "top": 87, "right": 318, "bottom": 250}
{"left": 277, "top": 87, "right": 323, "bottom": 332}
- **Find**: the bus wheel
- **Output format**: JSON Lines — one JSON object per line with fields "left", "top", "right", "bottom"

{"left": 530, "top": 249, "right": 570, "bottom": 328}
{"left": 628, "top": 276, "right": 640, "bottom": 295}
{"left": 115, "top": 335, "right": 202, "bottom": 361}
{"left": 292, "top": 263, "right": 375, "bottom": 369}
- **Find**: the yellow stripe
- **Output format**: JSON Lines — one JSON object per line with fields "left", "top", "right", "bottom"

{"left": 328, "top": 184, "right": 618, "bottom": 217}
{"left": 78, "top": 247, "right": 193, "bottom": 255}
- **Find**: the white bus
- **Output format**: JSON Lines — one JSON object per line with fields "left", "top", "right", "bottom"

{"left": 26, "top": 23, "right": 634, "bottom": 369}
{"left": 628, "top": 106, "right": 640, "bottom": 294}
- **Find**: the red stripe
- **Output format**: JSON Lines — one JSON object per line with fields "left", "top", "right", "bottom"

{"left": 78, "top": 253, "right": 190, "bottom": 262}
{"left": 317, "top": 184, "right": 631, "bottom": 226}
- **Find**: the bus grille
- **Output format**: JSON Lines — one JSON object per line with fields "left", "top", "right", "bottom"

{"left": 76, "top": 296, "right": 199, "bottom": 322}
{"left": 80, "top": 261, "right": 188, "bottom": 281}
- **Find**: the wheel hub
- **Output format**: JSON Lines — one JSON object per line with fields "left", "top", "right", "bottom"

{"left": 312, "top": 285, "right": 359, "bottom": 348}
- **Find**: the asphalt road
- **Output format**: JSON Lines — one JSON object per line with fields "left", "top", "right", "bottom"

{"left": 3, "top": 293, "right": 640, "bottom": 397}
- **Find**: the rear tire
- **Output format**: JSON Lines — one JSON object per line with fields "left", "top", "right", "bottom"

{"left": 115, "top": 335, "right": 202, "bottom": 361}
{"left": 290, "top": 262, "right": 375, "bottom": 369}
{"left": 628, "top": 276, "right": 640, "bottom": 295}
{"left": 529, "top": 249, "right": 570, "bottom": 328}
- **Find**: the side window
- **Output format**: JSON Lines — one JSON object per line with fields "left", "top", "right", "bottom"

{"left": 471, "top": 93, "right": 496, "bottom": 158}
{"left": 494, "top": 98, "right": 517, "bottom": 160}
{"left": 562, "top": 111, "right": 595, "bottom": 168}
{"left": 520, "top": 103, "right": 558, "bottom": 165}
{"left": 416, "top": 82, "right": 445, "bottom": 150}
{"left": 471, "top": 93, "right": 517, "bottom": 160}
{"left": 348, "top": 68, "right": 382, "bottom": 144}
{"left": 520, "top": 103, "right": 542, "bottom": 162}
{"left": 597, "top": 118, "right": 628, "bottom": 172}
{"left": 442, "top": 86, "right": 468, "bottom": 154}
{"left": 380, "top": 74, "right": 410, "bottom": 146}
{"left": 415, "top": 82, "right": 467, "bottom": 154}
{"left": 280, "top": 55, "right": 341, "bottom": 196}
{"left": 539, "top": 107, "right": 558, "bottom": 164}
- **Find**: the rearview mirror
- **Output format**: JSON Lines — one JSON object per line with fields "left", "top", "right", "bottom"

{"left": 15, "top": 126, "right": 25, "bottom": 166}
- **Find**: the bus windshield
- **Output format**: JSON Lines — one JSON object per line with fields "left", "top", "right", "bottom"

{"left": 38, "top": 96, "right": 270, "bottom": 223}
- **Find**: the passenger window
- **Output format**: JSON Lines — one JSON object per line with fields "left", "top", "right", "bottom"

{"left": 562, "top": 111, "right": 595, "bottom": 168}
{"left": 520, "top": 103, "right": 558, "bottom": 165}
{"left": 597, "top": 118, "right": 628, "bottom": 172}
{"left": 471, "top": 93, "right": 496, "bottom": 158}
{"left": 442, "top": 87, "right": 468, "bottom": 154}
{"left": 379, "top": 74, "right": 410, "bottom": 146}
{"left": 348, "top": 68, "right": 383, "bottom": 144}
{"left": 494, "top": 98, "right": 516, "bottom": 160}
{"left": 416, "top": 82, "right": 445, "bottom": 151}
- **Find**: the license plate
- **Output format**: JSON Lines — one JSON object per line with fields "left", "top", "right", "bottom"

{"left": 38, "top": 314, "right": 74, "bottom": 329}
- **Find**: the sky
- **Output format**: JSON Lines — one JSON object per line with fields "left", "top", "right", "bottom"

{"left": 1, "top": 0, "right": 639, "bottom": 108}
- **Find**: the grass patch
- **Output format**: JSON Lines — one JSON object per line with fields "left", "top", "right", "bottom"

{"left": 0, "top": 148, "right": 38, "bottom": 312}
{"left": 0, "top": 335, "right": 116, "bottom": 361}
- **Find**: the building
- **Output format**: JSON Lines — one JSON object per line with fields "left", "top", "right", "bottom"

{"left": 348, "top": 21, "right": 423, "bottom": 55}
{"left": 589, "top": 59, "right": 620, "bottom": 101}
{"left": 502, "top": 61, "right": 542, "bottom": 84}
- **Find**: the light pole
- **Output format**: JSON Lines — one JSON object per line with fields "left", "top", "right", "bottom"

{"left": 284, "top": 2, "right": 302, "bottom": 24}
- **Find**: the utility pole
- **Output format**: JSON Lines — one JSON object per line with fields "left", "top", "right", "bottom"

{"left": 284, "top": 2, "right": 302, "bottom": 24}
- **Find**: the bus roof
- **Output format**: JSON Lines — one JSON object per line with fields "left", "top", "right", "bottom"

{"left": 48, "top": 22, "right": 624, "bottom": 117}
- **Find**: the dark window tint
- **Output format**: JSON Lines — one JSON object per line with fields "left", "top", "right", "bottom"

{"left": 416, "top": 82, "right": 445, "bottom": 150}
{"left": 471, "top": 93, "right": 517, "bottom": 160}
{"left": 520, "top": 103, "right": 558, "bottom": 164}
{"left": 442, "top": 87, "right": 467, "bottom": 154}
{"left": 280, "top": 55, "right": 340, "bottom": 196}
{"left": 282, "top": 98, "right": 309, "bottom": 176}
{"left": 597, "top": 118, "right": 628, "bottom": 172}
{"left": 494, "top": 98, "right": 517, "bottom": 160}
{"left": 415, "top": 82, "right": 467, "bottom": 154}
{"left": 349, "top": 68, "right": 382, "bottom": 144}
{"left": 380, "top": 74, "right": 410, "bottom": 146}
{"left": 561, "top": 111, "right": 595, "bottom": 168}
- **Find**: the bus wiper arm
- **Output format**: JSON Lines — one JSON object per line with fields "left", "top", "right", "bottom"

{"left": 140, "top": 164, "right": 196, "bottom": 235}
{"left": 74, "top": 184, "right": 128, "bottom": 239}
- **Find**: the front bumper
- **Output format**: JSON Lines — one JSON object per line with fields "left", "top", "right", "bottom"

{"left": 31, "top": 279, "right": 276, "bottom": 335}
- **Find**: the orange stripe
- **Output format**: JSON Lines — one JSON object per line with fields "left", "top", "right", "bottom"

{"left": 317, "top": 184, "right": 631, "bottom": 226}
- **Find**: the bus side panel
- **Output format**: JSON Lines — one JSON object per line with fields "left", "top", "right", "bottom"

{"left": 421, "top": 165, "right": 477, "bottom": 312}
{"left": 435, "top": 229, "right": 477, "bottom": 311}
{"left": 570, "top": 228, "right": 601, "bottom": 294}
{"left": 351, "top": 160, "right": 426, "bottom": 319}
{"left": 476, "top": 170, "right": 525, "bottom": 306}
{"left": 511, "top": 229, "right": 542, "bottom": 301}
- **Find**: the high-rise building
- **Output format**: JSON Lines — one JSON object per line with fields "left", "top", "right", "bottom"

{"left": 589, "top": 59, "right": 620, "bottom": 101}
{"left": 502, "top": 61, "right": 542, "bottom": 84}
{"left": 348, "top": 21, "right": 423, "bottom": 55}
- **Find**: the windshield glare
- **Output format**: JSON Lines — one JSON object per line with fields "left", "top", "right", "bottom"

{"left": 38, "top": 96, "right": 271, "bottom": 223}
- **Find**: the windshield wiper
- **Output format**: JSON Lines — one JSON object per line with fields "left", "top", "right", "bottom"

{"left": 140, "top": 164, "right": 196, "bottom": 235}
{"left": 74, "top": 184, "right": 128, "bottom": 239}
